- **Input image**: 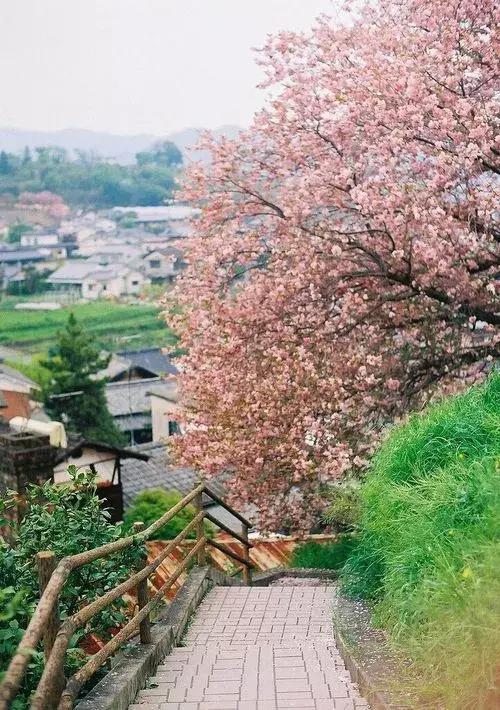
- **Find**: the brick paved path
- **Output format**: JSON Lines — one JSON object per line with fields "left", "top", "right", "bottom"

{"left": 130, "top": 585, "right": 369, "bottom": 710}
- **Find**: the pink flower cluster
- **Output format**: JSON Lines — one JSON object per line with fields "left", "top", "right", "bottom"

{"left": 165, "top": 0, "right": 499, "bottom": 531}
{"left": 17, "top": 191, "right": 69, "bottom": 219}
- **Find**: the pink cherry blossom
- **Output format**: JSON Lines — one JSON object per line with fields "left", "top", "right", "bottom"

{"left": 164, "top": 0, "right": 499, "bottom": 532}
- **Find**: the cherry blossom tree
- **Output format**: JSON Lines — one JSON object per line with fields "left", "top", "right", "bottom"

{"left": 17, "top": 191, "right": 69, "bottom": 219}
{"left": 167, "top": 0, "right": 499, "bottom": 530}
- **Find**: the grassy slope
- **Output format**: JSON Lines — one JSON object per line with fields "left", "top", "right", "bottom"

{"left": 0, "top": 300, "right": 176, "bottom": 354}
{"left": 342, "top": 372, "right": 500, "bottom": 708}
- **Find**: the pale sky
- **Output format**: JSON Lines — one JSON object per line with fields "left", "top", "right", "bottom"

{"left": 0, "top": 0, "right": 343, "bottom": 136}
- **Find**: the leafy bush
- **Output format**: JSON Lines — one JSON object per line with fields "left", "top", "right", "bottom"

{"left": 0, "top": 467, "right": 139, "bottom": 708}
{"left": 290, "top": 536, "right": 357, "bottom": 571}
{"left": 123, "top": 488, "right": 213, "bottom": 540}
{"left": 342, "top": 372, "right": 500, "bottom": 708}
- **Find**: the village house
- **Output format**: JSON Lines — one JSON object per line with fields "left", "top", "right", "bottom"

{"left": 0, "top": 246, "right": 47, "bottom": 291}
{"left": 81, "top": 264, "right": 147, "bottom": 299}
{"left": 148, "top": 382, "right": 182, "bottom": 441}
{"left": 20, "top": 230, "right": 77, "bottom": 260}
{"left": 47, "top": 259, "right": 149, "bottom": 299}
{"left": 0, "top": 363, "right": 41, "bottom": 423}
{"left": 101, "top": 348, "right": 178, "bottom": 445}
{"left": 110, "top": 205, "right": 198, "bottom": 234}
{"left": 0, "top": 425, "right": 148, "bottom": 523}
{"left": 134, "top": 246, "right": 184, "bottom": 284}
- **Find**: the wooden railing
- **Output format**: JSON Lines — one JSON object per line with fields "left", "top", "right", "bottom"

{"left": 0, "top": 482, "right": 254, "bottom": 710}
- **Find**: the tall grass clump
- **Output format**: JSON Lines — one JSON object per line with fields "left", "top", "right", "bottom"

{"left": 290, "top": 536, "right": 357, "bottom": 570}
{"left": 342, "top": 371, "right": 500, "bottom": 709}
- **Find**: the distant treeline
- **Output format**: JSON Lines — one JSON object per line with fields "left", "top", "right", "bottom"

{"left": 0, "top": 141, "right": 182, "bottom": 208}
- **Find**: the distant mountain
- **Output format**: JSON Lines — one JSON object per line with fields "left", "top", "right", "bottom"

{"left": 0, "top": 125, "right": 241, "bottom": 164}
{"left": 166, "top": 125, "right": 241, "bottom": 163}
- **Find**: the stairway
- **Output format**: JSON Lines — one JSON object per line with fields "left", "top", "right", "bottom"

{"left": 129, "top": 582, "right": 369, "bottom": 710}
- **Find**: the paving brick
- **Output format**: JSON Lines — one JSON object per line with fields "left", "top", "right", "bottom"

{"left": 274, "top": 656, "right": 306, "bottom": 668}
{"left": 129, "top": 586, "right": 369, "bottom": 710}
{"left": 276, "top": 692, "right": 313, "bottom": 700}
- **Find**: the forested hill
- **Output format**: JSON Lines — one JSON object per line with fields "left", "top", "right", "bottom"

{"left": 0, "top": 142, "right": 182, "bottom": 208}
{"left": 0, "top": 125, "right": 241, "bottom": 164}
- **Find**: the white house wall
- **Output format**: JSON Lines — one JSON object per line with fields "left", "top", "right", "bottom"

{"left": 53, "top": 447, "right": 116, "bottom": 483}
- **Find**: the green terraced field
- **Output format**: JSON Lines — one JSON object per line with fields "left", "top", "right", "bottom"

{"left": 0, "top": 300, "right": 177, "bottom": 355}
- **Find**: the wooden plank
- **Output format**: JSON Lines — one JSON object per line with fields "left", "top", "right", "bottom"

{"left": 241, "top": 524, "right": 252, "bottom": 586}
{"left": 203, "top": 486, "right": 253, "bottom": 528}
{"left": 194, "top": 491, "right": 207, "bottom": 566}
{"left": 207, "top": 538, "right": 255, "bottom": 569}
{"left": 133, "top": 522, "right": 152, "bottom": 645}
{"left": 204, "top": 512, "right": 254, "bottom": 548}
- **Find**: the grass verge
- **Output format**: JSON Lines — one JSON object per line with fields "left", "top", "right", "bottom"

{"left": 341, "top": 371, "right": 500, "bottom": 708}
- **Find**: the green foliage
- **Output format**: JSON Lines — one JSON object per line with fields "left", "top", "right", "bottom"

{"left": 135, "top": 141, "right": 183, "bottom": 167}
{"left": 0, "top": 559, "right": 42, "bottom": 710}
{"left": 123, "top": 488, "right": 213, "bottom": 541}
{"left": 290, "top": 536, "right": 358, "bottom": 571}
{"left": 6, "top": 268, "right": 52, "bottom": 296}
{"left": 0, "top": 151, "right": 14, "bottom": 175}
{"left": 40, "top": 312, "right": 125, "bottom": 445}
{"left": 0, "top": 300, "right": 175, "bottom": 355}
{"left": 324, "top": 476, "right": 362, "bottom": 531}
{"left": 4, "top": 355, "right": 52, "bottom": 391}
{"left": 0, "top": 467, "right": 139, "bottom": 708}
{"left": 6, "top": 222, "right": 32, "bottom": 244}
{"left": 342, "top": 372, "right": 500, "bottom": 708}
{"left": 0, "top": 145, "right": 181, "bottom": 208}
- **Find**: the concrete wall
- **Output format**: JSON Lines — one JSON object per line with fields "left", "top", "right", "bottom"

{"left": 150, "top": 394, "right": 180, "bottom": 442}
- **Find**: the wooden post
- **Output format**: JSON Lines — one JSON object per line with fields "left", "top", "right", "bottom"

{"left": 194, "top": 488, "right": 206, "bottom": 566}
{"left": 133, "top": 522, "right": 152, "bottom": 644}
{"left": 242, "top": 524, "right": 252, "bottom": 586}
{"left": 36, "top": 551, "right": 66, "bottom": 702}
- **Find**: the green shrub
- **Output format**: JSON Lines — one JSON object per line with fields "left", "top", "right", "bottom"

{"left": 0, "top": 467, "right": 138, "bottom": 708}
{"left": 123, "top": 488, "right": 213, "bottom": 540}
{"left": 290, "top": 536, "right": 357, "bottom": 570}
{"left": 342, "top": 372, "right": 500, "bottom": 708}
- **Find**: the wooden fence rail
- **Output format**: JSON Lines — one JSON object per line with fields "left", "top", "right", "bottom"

{"left": 0, "top": 482, "right": 253, "bottom": 710}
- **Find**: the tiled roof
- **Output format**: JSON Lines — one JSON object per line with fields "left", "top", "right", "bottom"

{"left": 47, "top": 259, "right": 137, "bottom": 284}
{"left": 117, "top": 348, "right": 178, "bottom": 377}
{"left": 111, "top": 205, "right": 199, "bottom": 221}
{"left": 120, "top": 441, "right": 226, "bottom": 508}
{"left": 100, "top": 349, "right": 178, "bottom": 382}
{"left": 0, "top": 363, "right": 38, "bottom": 393}
{"left": 0, "top": 249, "right": 45, "bottom": 263}
{"left": 46, "top": 260, "right": 98, "bottom": 283}
{"left": 105, "top": 378, "right": 175, "bottom": 417}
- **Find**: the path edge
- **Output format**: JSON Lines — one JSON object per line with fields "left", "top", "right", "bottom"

{"left": 331, "top": 594, "right": 416, "bottom": 710}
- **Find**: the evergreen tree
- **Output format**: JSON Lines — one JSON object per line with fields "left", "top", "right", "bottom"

{"left": 6, "top": 222, "right": 32, "bottom": 244}
{"left": 22, "top": 146, "right": 32, "bottom": 166}
{"left": 41, "top": 313, "right": 126, "bottom": 446}
{"left": 0, "top": 151, "right": 12, "bottom": 175}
